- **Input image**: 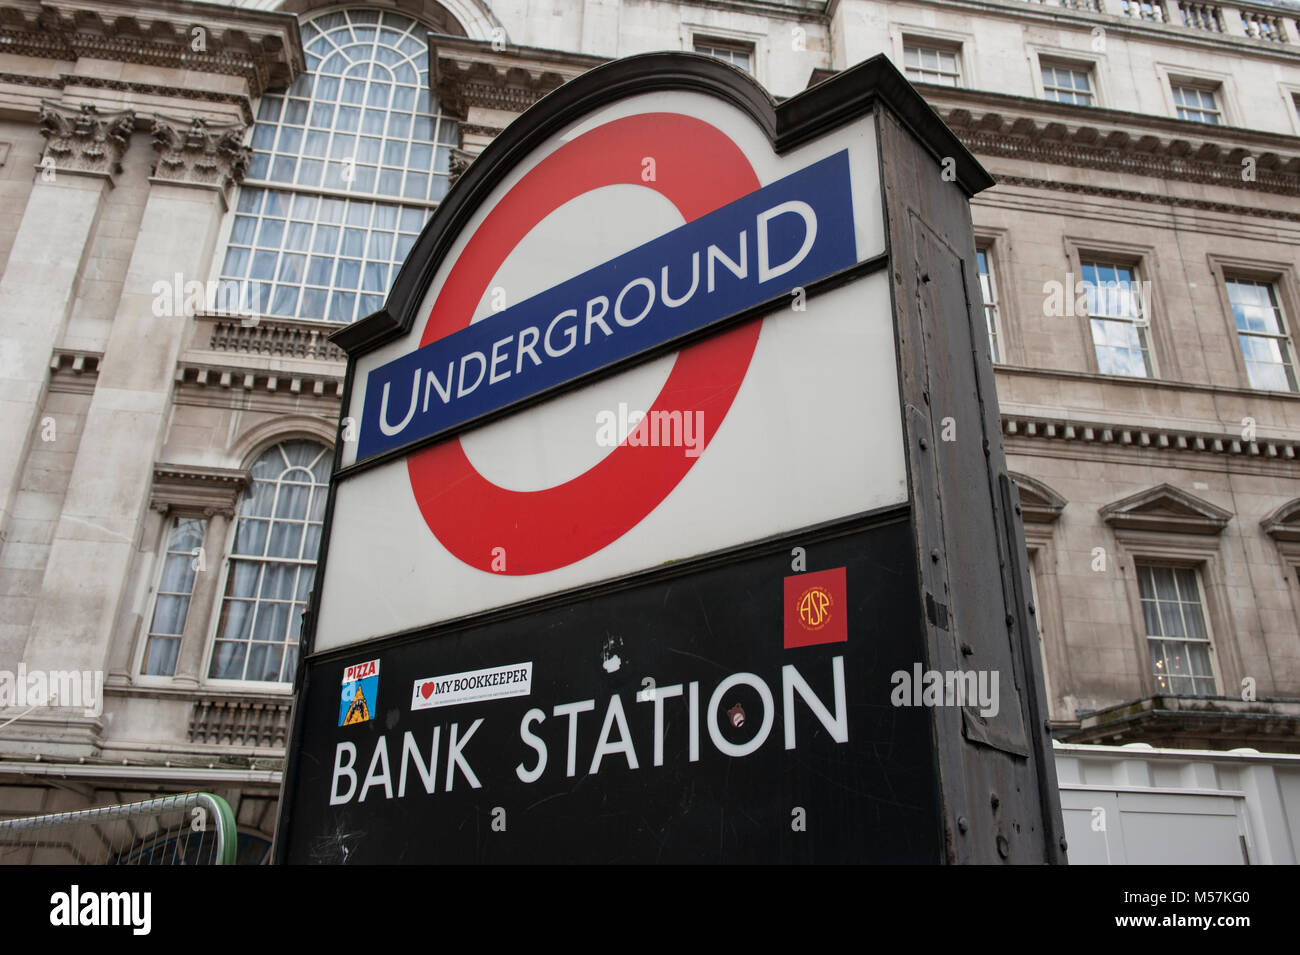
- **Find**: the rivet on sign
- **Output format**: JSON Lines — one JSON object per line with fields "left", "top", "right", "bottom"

{"left": 997, "top": 833, "right": 1010, "bottom": 859}
{"left": 1005, "top": 613, "right": 1015, "bottom": 627}
{"left": 961, "top": 643, "right": 974, "bottom": 656}
{"left": 930, "top": 549, "right": 940, "bottom": 563}
{"left": 990, "top": 792, "right": 1000, "bottom": 811}
{"left": 1028, "top": 602, "right": 1036, "bottom": 615}
{"left": 728, "top": 704, "right": 745, "bottom": 728}
{"left": 919, "top": 437, "right": 929, "bottom": 450}
{"left": 1059, "top": 835, "right": 1069, "bottom": 852}
{"left": 957, "top": 816, "right": 969, "bottom": 834}
{"left": 921, "top": 273, "right": 931, "bottom": 283}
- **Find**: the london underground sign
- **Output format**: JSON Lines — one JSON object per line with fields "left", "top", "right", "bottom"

{"left": 276, "top": 53, "right": 1068, "bottom": 864}
{"left": 358, "top": 147, "right": 857, "bottom": 462}
{"left": 317, "top": 72, "right": 897, "bottom": 630}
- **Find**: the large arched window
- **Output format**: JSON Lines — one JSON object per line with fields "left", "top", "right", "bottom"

{"left": 209, "top": 440, "right": 331, "bottom": 683}
{"left": 217, "top": 9, "right": 457, "bottom": 323}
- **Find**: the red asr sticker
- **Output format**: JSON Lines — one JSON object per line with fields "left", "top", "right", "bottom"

{"left": 784, "top": 566, "right": 848, "bottom": 649}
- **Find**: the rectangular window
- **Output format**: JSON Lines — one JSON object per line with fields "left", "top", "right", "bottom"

{"left": 976, "top": 248, "right": 1002, "bottom": 363}
{"left": 1136, "top": 564, "right": 1216, "bottom": 696}
{"left": 1041, "top": 63, "right": 1094, "bottom": 105}
{"left": 1172, "top": 84, "right": 1221, "bottom": 124}
{"left": 1226, "top": 277, "right": 1298, "bottom": 392}
{"left": 141, "top": 517, "right": 208, "bottom": 676}
{"left": 695, "top": 40, "right": 752, "bottom": 73}
{"left": 903, "top": 44, "right": 961, "bottom": 87}
{"left": 1081, "top": 259, "right": 1152, "bottom": 377}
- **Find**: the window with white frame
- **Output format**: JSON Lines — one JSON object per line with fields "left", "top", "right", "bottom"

{"left": 1081, "top": 259, "right": 1153, "bottom": 377}
{"left": 1041, "top": 62, "right": 1094, "bottom": 105}
{"left": 1171, "top": 83, "right": 1221, "bottom": 124}
{"left": 903, "top": 44, "right": 961, "bottom": 87}
{"left": 1226, "top": 277, "right": 1298, "bottom": 392}
{"left": 216, "top": 9, "right": 458, "bottom": 324}
{"left": 140, "top": 516, "right": 208, "bottom": 676}
{"left": 694, "top": 38, "right": 753, "bottom": 73}
{"left": 1135, "top": 563, "right": 1217, "bottom": 696}
{"left": 208, "top": 441, "right": 330, "bottom": 683}
{"left": 976, "top": 247, "right": 1002, "bottom": 363}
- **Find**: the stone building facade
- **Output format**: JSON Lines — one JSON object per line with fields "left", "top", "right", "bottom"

{"left": 0, "top": 0, "right": 1298, "bottom": 859}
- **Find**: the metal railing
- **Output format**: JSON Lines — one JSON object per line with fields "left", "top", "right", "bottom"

{"left": 0, "top": 792, "right": 236, "bottom": 865}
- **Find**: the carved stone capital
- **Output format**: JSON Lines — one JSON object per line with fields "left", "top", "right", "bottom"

{"left": 38, "top": 100, "right": 134, "bottom": 178}
{"left": 448, "top": 146, "right": 477, "bottom": 185}
{"left": 150, "top": 115, "right": 251, "bottom": 191}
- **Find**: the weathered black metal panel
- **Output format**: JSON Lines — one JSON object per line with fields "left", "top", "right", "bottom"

{"left": 280, "top": 518, "right": 942, "bottom": 864}
{"left": 876, "top": 108, "right": 1067, "bottom": 863}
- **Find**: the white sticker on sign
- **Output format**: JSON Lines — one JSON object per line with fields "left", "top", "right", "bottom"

{"left": 411, "top": 662, "right": 533, "bottom": 710}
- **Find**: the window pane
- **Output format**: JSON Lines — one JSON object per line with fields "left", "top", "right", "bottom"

{"left": 224, "top": 8, "right": 454, "bottom": 324}
{"left": 211, "top": 441, "right": 330, "bottom": 681}
{"left": 1137, "top": 562, "right": 1214, "bottom": 695}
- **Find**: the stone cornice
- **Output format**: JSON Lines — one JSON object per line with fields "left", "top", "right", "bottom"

{"left": 174, "top": 360, "right": 344, "bottom": 399}
{"left": 1002, "top": 411, "right": 1300, "bottom": 462}
{"left": 150, "top": 113, "right": 250, "bottom": 191}
{"left": 0, "top": 0, "right": 304, "bottom": 100}
{"left": 430, "top": 34, "right": 609, "bottom": 117}
{"left": 929, "top": 91, "right": 1300, "bottom": 198}
{"left": 37, "top": 98, "right": 132, "bottom": 177}
{"left": 149, "top": 462, "right": 251, "bottom": 518}
{"left": 990, "top": 173, "right": 1300, "bottom": 221}
{"left": 0, "top": 72, "right": 256, "bottom": 124}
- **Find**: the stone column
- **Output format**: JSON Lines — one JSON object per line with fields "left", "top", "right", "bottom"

{"left": 23, "top": 116, "right": 250, "bottom": 679}
{"left": 0, "top": 102, "right": 133, "bottom": 542}
{"left": 172, "top": 507, "right": 234, "bottom": 686}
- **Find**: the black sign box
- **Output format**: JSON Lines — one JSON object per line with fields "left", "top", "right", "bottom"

{"left": 281, "top": 517, "right": 941, "bottom": 863}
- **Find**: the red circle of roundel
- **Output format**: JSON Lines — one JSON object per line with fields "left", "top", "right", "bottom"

{"left": 407, "top": 112, "right": 761, "bottom": 575}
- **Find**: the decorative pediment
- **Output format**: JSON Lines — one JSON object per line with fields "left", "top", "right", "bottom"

{"left": 1261, "top": 499, "right": 1300, "bottom": 542}
{"left": 1009, "top": 473, "right": 1066, "bottom": 524}
{"left": 149, "top": 464, "right": 251, "bottom": 519}
{"left": 1100, "top": 483, "right": 1232, "bottom": 535}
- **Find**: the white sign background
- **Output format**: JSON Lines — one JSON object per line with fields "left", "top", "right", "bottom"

{"left": 315, "top": 91, "right": 905, "bottom": 651}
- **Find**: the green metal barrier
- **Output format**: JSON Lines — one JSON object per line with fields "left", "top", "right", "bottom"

{"left": 0, "top": 792, "right": 237, "bottom": 865}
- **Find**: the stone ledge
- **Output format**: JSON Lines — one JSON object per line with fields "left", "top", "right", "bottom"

{"left": 174, "top": 360, "right": 343, "bottom": 398}
{"left": 1001, "top": 410, "right": 1300, "bottom": 461}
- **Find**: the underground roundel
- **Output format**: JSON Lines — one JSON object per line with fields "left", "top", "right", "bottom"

{"left": 355, "top": 111, "right": 860, "bottom": 575}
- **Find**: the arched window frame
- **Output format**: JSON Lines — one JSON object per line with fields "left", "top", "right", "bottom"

{"left": 209, "top": 7, "right": 460, "bottom": 325}
{"left": 203, "top": 439, "right": 332, "bottom": 687}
